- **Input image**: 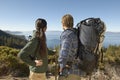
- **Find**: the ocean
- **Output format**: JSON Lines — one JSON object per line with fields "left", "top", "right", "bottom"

{"left": 11, "top": 31, "right": 120, "bottom": 48}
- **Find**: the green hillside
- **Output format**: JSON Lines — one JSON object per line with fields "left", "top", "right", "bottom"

{"left": 0, "top": 29, "right": 28, "bottom": 49}
{"left": 0, "top": 46, "right": 57, "bottom": 77}
{"left": 0, "top": 46, "right": 29, "bottom": 77}
{"left": 0, "top": 45, "right": 120, "bottom": 77}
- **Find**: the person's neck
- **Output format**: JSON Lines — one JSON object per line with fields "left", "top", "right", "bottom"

{"left": 63, "top": 26, "right": 72, "bottom": 30}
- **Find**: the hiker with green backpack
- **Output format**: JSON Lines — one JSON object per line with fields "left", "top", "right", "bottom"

{"left": 58, "top": 14, "right": 106, "bottom": 80}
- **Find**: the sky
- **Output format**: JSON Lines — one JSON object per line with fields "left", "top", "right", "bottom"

{"left": 0, "top": 0, "right": 120, "bottom": 32}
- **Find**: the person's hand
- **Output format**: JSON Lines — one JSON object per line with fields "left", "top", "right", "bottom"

{"left": 35, "top": 60, "right": 43, "bottom": 66}
{"left": 59, "top": 67, "right": 63, "bottom": 73}
{"left": 59, "top": 64, "right": 70, "bottom": 72}
{"left": 65, "top": 65, "right": 70, "bottom": 68}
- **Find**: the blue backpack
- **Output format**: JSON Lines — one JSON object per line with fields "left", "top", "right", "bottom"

{"left": 76, "top": 18, "right": 106, "bottom": 74}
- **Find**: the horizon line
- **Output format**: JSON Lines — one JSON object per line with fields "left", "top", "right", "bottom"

{"left": 1, "top": 29, "right": 120, "bottom": 33}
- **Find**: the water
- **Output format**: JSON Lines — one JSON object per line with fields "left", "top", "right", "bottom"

{"left": 45, "top": 31, "right": 120, "bottom": 48}
{"left": 46, "top": 31, "right": 61, "bottom": 48}
{"left": 104, "top": 32, "right": 120, "bottom": 47}
{"left": 10, "top": 31, "right": 120, "bottom": 48}
{"left": 14, "top": 31, "right": 61, "bottom": 48}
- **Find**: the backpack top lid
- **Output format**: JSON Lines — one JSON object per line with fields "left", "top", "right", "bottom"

{"left": 81, "top": 18, "right": 105, "bottom": 34}
{"left": 81, "top": 18, "right": 100, "bottom": 25}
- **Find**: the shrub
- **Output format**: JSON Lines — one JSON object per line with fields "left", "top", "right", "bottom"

{"left": 0, "top": 46, "right": 29, "bottom": 77}
{"left": 104, "top": 45, "right": 120, "bottom": 63}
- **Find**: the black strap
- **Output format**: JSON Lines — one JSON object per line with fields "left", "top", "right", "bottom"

{"left": 76, "top": 26, "right": 80, "bottom": 59}
{"left": 75, "top": 24, "right": 84, "bottom": 60}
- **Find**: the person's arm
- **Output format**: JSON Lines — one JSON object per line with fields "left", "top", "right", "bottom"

{"left": 18, "top": 37, "right": 38, "bottom": 66}
{"left": 58, "top": 36, "right": 72, "bottom": 71}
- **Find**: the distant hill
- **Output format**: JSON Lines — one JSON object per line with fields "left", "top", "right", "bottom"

{"left": 106, "top": 31, "right": 120, "bottom": 34}
{"left": 0, "top": 29, "right": 28, "bottom": 49}
{"left": 5, "top": 30, "right": 23, "bottom": 35}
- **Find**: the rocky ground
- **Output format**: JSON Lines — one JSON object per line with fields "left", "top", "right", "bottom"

{"left": 81, "top": 64, "right": 120, "bottom": 80}
{"left": 0, "top": 76, "right": 28, "bottom": 80}
{"left": 0, "top": 76, "right": 55, "bottom": 80}
{"left": 0, "top": 64, "right": 120, "bottom": 80}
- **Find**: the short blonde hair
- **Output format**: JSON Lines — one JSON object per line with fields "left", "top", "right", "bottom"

{"left": 62, "top": 14, "right": 74, "bottom": 28}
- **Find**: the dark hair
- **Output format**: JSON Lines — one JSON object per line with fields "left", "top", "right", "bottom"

{"left": 35, "top": 18, "right": 47, "bottom": 30}
{"left": 35, "top": 18, "right": 47, "bottom": 57}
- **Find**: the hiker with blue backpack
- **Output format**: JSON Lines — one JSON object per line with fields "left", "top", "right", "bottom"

{"left": 58, "top": 14, "right": 106, "bottom": 80}
{"left": 58, "top": 14, "right": 81, "bottom": 80}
